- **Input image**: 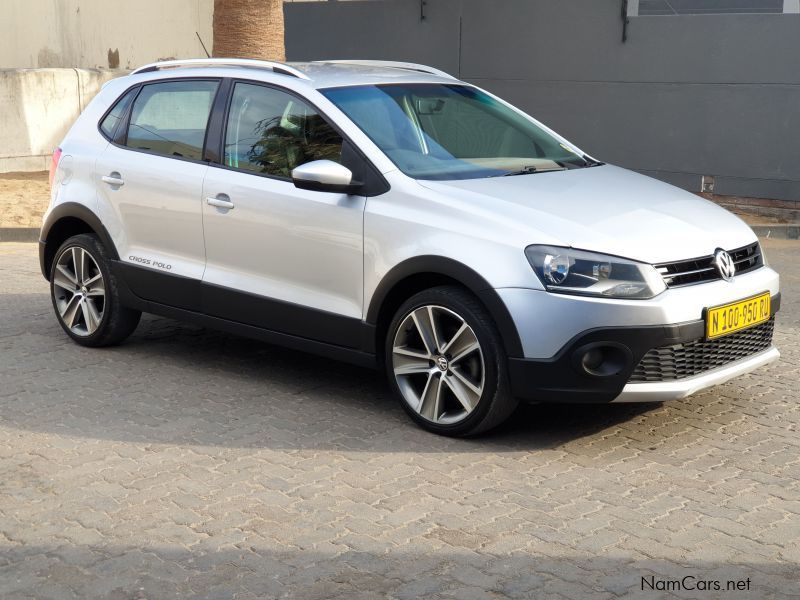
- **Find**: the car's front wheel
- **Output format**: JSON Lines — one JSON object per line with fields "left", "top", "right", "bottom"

{"left": 50, "top": 234, "right": 141, "bottom": 347}
{"left": 386, "top": 286, "right": 518, "bottom": 436}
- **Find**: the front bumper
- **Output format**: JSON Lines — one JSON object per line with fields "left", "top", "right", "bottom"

{"left": 613, "top": 346, "right": 779, "bottom": 403}
{"left": 498, "top": 265, "right": 780, "bottom": 359}
{"left": 506, "top": 293, "right": 780, "bottom": 404}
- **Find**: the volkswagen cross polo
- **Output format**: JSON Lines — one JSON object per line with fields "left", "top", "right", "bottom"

{"left": 41, "top": 59, "right": 780, "bottom": 436}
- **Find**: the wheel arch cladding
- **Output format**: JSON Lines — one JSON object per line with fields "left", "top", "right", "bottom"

{"left": 367, "top": 255, "right": 524, "bottom": 358}
{"left": 39, "top": 202, "right": 119, "bottom": 280}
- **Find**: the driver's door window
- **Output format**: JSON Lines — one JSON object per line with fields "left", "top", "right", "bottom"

{"left": 224, "top": 83, "right": 343, "bottom": 178}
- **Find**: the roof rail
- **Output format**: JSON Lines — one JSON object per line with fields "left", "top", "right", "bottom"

{"left": 314, "top": 60, "right": 457, "bottom": 80}
{"left": 130, "top": 58, "right": 311, "bottom": 80}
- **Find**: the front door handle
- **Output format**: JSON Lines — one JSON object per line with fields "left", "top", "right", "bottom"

{"left": 206, "top": 194, "right": 234, "bottom": 210}
{"left": 101, "top": 173, "right": 124, "bottom": 187}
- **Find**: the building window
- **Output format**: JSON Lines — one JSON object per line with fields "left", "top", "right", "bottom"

{"left": 636, "top": 0, "right": 786, "bottom": 16}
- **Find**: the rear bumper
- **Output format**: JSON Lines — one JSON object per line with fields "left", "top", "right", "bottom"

{"left": 507, "top": 293, "right": 780, "bottom": 404}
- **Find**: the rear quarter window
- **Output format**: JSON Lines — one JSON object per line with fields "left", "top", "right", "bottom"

{"left": 99, "top": 87, "right": 137, "bottom": 140}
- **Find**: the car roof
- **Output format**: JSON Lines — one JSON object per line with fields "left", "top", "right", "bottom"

{"left": 292, "top": 61, "right": 457, "bottom": 88}
{"left": 126, "top": 59, "right": 460, "bottom": 90}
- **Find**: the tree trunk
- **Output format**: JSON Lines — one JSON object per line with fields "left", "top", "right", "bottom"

{"left": 212, "top": 0, "right": 285, "bottom": 62}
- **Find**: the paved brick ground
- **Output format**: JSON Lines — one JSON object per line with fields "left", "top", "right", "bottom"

{"left": 0, "top": 239, "right": 798, "bottom": 599}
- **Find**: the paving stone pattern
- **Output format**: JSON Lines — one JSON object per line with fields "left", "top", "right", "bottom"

{"left": 1, "top": 240, "right": 798, "bottom": 599}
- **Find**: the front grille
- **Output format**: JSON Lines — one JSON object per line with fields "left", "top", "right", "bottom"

{"left": 630, "top": 318, "right": 774, "bottom": 382}
{"left": 655, "top": 242, "right": 762, "bottom": 288}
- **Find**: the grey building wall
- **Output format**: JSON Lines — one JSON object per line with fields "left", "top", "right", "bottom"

{"left": 285, "top": 0, "right": 800, "bottom": 202}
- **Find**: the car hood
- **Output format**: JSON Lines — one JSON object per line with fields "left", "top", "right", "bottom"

{"left": 418, "top": 165, "right": 757, "bottom": 265}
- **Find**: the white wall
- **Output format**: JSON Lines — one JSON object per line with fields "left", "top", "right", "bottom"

{"left": 0, "top": 0, "right": 213, "bottom": 173}
{"left": 0, "top": 69, "right": 124, "bottom": 172}
{"left": 1, "top": 0, "right": 213, "bottom": 69}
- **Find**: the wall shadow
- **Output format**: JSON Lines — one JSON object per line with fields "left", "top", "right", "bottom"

{"left": 0, "top": 543, "right": 795, "bottom": 599}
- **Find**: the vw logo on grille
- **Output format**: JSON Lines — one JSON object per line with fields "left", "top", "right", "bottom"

{"left": 714, "top": 248, "right": 736, "bottom": 282}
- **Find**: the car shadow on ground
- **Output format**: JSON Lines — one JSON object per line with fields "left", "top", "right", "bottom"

{"left": 0, "top": 294, "right": 678, "bottom": 453}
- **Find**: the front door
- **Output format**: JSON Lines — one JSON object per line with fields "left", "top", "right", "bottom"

{"left": 200, "top": 81, "right": 366, "bottom": 347}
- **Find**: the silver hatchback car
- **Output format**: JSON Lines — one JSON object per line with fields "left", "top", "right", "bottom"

{"left": 41, "top": 59, "right": 780, "bottom": 436}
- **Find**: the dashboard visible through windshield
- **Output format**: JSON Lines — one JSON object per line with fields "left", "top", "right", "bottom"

{"left": 322, "top": 83, "right": 590, "bottom": 180}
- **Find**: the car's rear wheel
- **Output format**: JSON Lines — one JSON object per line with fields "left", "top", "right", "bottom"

{"left": 50, "top": 234, "right": 141, "bottom": 347}
{"left": 386, "top": 286, "right": 518, "bottom": 436}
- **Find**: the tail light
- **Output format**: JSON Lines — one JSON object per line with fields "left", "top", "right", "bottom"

{"left": 49, "top": 147, "right": 63, "bottom": 187}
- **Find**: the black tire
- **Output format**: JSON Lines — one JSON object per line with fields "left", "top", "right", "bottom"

{"left": 385, "top": 286, "right": 518, "bottom": 437}
{"left": 50, "top": 234, "right": 141, "bottom": 347}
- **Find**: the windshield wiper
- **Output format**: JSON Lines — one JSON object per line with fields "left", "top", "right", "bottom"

{"left": 553, "top": 160, "right": 585, "bottom": 170}
{"left": 500, "top": 165, "right": 566, "bottom": 177}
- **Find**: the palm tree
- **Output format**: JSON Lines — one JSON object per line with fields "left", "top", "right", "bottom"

{"left": 213, "top": 0, "right": 285, "bottom": 62}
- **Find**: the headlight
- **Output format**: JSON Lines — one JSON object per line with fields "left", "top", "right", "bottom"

{"left": 525, "top": 245, "right": 666, "bottom": 299}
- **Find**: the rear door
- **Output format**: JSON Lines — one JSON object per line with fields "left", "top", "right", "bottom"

{"left": 95, "top": 79, "right": 219, "bottom": 309}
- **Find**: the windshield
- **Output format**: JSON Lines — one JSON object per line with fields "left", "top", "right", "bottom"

{"left": 321, "top": 83, "right": 589, "bottom": 180}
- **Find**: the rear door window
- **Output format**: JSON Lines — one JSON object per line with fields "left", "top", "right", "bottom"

{"left": 125, "top": 80, "right": 219, "bottom": 161}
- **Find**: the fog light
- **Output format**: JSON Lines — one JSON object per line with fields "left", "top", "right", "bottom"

{"left": 573, "top": 343, "right": 631, "bottom": 377}
{"left": 581, "top": 348, "right": 604, "bottom": 371}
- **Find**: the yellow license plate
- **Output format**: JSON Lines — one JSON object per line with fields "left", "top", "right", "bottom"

{"left": 706, "top": 292, "right": 771, "bottom": 340}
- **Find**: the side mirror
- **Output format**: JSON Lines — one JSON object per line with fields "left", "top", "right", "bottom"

{"left": 291, "top": 160, "right": 361, "bottom": 194}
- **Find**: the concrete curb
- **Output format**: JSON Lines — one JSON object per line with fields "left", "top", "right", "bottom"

{"left": 0, "top": 228, "right": 40, "bottom": 243}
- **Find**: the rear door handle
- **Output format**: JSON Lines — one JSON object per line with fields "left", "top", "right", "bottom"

{"left": 101, "top": 173, "right": 124, "bottom": 187}
{"left": 206, "top": 194, "right": 234, "bottom": 210}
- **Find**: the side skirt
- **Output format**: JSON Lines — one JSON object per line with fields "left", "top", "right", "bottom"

{"left": 110, "top": 260, "right": 378, "bottom": 369}
{"left": 144, "top": 301, "right": 378, "bottom": 369}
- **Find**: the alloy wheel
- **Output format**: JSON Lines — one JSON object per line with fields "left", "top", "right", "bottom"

{"left": 391, "top": 305, "right": 485, "bottom": 425}
{"left": 53, "top": 246, "right": 106, "bottom": 336}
